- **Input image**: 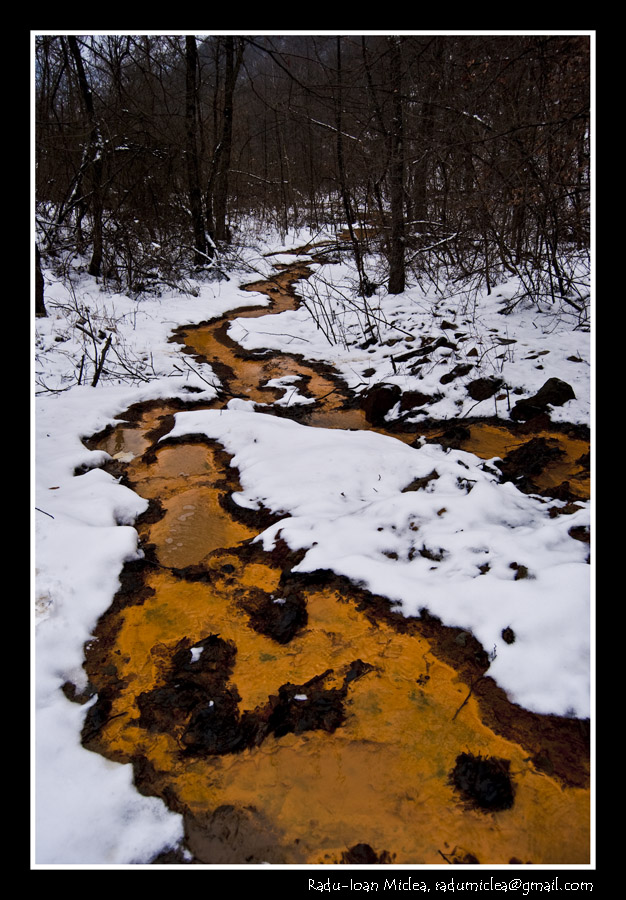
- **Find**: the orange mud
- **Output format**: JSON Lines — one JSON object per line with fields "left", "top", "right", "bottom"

{"left": 430, "top": 422, "right": 590, "bottom": 501}
{"left": 81, "top": 252, "right": 590, "bottom": 865}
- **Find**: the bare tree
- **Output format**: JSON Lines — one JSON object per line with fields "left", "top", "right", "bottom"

{"left": 66, "top": 36, "right": 105, "bottom": 277}
{"left": 387, "top": 36, "right": 406, "bottom": 294}
{"left": 36, "top": 246, "right": 47, "bottom": 317}
{"left": 185, "top": 35, "right": 209, "bottom": 263}
{"left": 205, "top": 36, "right": 244, "bottom": 245}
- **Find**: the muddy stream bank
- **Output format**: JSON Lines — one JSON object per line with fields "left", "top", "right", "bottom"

{"left": 76, "top": 246, "right": 590, "bottom": 865}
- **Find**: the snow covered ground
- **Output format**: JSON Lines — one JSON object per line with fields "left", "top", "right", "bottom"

{"left": 33, "top": 227, "right": 593, "bottom": 866}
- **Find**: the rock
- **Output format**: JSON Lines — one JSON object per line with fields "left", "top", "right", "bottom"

{"left": 361, "top": 383, "right": 401, "bottom": 425}
{"left": 341, "top": 843, "right": 393, "bottom": 864}
{"left": 440, "top": 363, "right": 474, "bottom": 385}
{"left": 511, "top": 378, "right": 576, "bottom": 422}
{"left": 466, "top": 377, "right": 504, "bottom": 401}
{"left": 399, "top": 389, "right": 432, "bottom": 412}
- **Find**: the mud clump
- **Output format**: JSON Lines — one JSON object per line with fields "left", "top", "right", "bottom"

{"left": 424, "top": 424, "right": 471, "bottom": 450}
{"left": 137, "top": 634, "right": 251, "bottom": 754}
{"left": 182, "top": 696, "right": 257, "bottom": 755}
{"left": 265, "top": 661, "right": 374, "bottom": 740}
{"left": 267, "top": 670, "right": 347, "bottom": 738}
{"left": 496, "top": 437, "right": 565, "bottom": 492}
{"left": 440, "top": 363, "right": 474, "bottom": 385}
{"left": 399, "top": 390, "right": 433, "bottom": 412}
{"left": 569, "top": 524, "right": 590, "bottom": 544}
{"left": 341, "top": 843, "right": 394, "bottom": 864}
{"left": 239, "top": 586, "right": 308, "bottom": 644}
{"left": 450, "top": 752, "right": 515, "bottom": 811}
{"left": 402, "top": 468, "right": 440, "bottom": 493}
{"left": 135, "top": 627, "right": 374, "bottom": 757}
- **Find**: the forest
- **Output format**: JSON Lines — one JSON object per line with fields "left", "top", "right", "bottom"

{"left": 35, "top": 34, "right": 590, "bottom": 323}
{"left": 33, "top": 33, "right": 593, "bottom": 870}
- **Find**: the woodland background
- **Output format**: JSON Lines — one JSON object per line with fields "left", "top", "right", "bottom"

{"left": 35, "top": 34, "right": 590, "bottom": 324}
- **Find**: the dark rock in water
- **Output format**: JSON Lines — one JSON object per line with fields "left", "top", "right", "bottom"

{"left": 240, "top": 587, "right": 308, "bottom": 644}
{"left": 267, "top": 672, "right": 346, "bottom": 738}
{"left": 450, "top": 752, "right": 515, "bottom": 811}
{"left": 466, "top": 377, "right": 503, "bottom": 401}
{"left": 138, "top": 634, "right": 255, "bottom": 755}
{"left": 496, "top": 436, "right": 565, "bottom": 488}
{"left": 181, "top": 696, "right": 255, "bottom": 755}
{"left": 138, "top": 682, "right": 207, "bottom": 733}
{"left": 136, "top": 632, "right": 374, "bottom": 757}
{"left": 171, "top": 634, "right": 237, "bottom": 680}
{"left": 342, "top": 658, "right": 375, "bottom": 685}
{"left": 511, "top": 378, "right": 575, "bottom": 422}
{"left": 361, "top": 383, "right": 402, "bottom": 425}
{"left": 81, "top": 692, "right": 114, "bottom": 744}
{"left": 342, "top": 843, "right": 393, "bottom": 864}
{"left": 426, "top": 424, "right": 471, "bottom": 450}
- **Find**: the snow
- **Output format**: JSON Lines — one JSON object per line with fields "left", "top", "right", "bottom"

{"left": 227, "top": 254, "right": 591, "bottom": 426}
{"left": 33, "top": 226, "right": 592, "bottom": 866}
{"left": 166, "top": 406, "right": 590, "bottom": 719}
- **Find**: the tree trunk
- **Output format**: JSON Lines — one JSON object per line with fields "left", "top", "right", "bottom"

{"left": 185, "top": 36, "right": 209, "bottom": 263}
{"left": 210, "top": 37, "right": 243, "bottom": 245}
{"left": 388, "top": 37, "right": 406, "bottom": 295}
{"left": 35, "top": 246, "right": 47, "bottom": 317}
{"left": 336, "top": 38, "right": 369, "bottom": 296}
{"left": 67, "top": 36, "right": 104, "bottom": 277}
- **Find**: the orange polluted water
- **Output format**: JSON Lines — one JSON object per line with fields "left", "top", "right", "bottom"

{"left": 83, "top": 254, "right": 590, "bottom": 865}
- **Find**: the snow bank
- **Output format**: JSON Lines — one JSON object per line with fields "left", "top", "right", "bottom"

{"left": 167, "top": 407, "right": 591, "bottom": 719}
{"left": 34, "top": 249, "right": 274, "bottom": 865}
{"left": 227, "top": 261, "right": 591, "bottom": 427}
{"left": 33, "top": 227, "right": 591, "bottom": 865}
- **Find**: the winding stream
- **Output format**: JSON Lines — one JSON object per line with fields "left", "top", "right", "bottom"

{"left": 79, "top": 246, "right": 590, "bottom": 865}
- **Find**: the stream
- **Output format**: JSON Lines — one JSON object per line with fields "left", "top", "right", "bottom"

{"left": 77, "top": 246, "right": 590, "bottom": 865}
